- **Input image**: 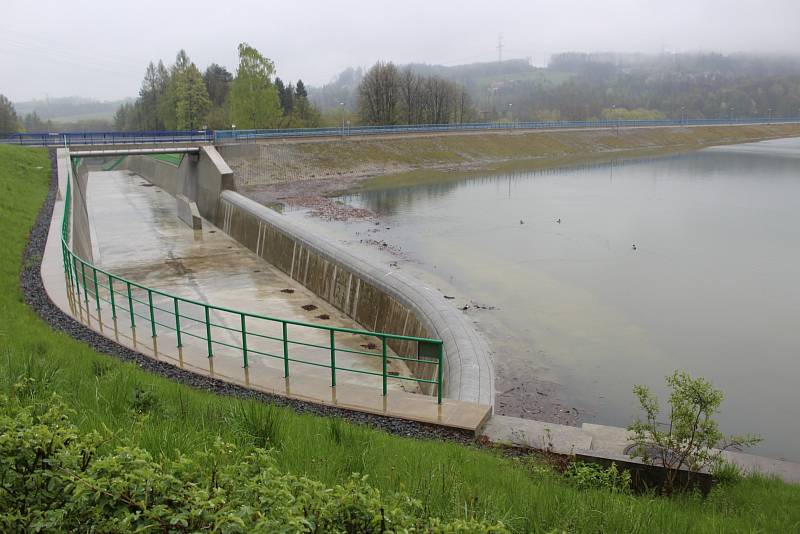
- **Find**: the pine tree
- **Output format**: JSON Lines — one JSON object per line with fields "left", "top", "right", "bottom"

{"left": 295, "top": 79, "right": 308, "bottom": 99}
{"left": 175, "top": 63, "right": 211, "bottom": 130}
{"left": 160, "top": 50, "right": 192, "bottom": 130}
{"left": 275, "top": 77, "right": 287, "bottom": 115}
{"left": 284, "top": 83, "right": 294, "bottom": 114}
{"left": 204, "top": 63, "right": 233, "bottom": 107}
{"left": 139, "top": 62, "right": 160, "bottom": 130}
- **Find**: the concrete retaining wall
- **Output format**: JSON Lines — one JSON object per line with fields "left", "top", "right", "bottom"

{"left": 69, "top": 157, "right": 94, "bottom": 264}
{"left": 216, "top": 191, "right": 494, "bottom": 404}
{"left": 120, "top": 146, "right": 234, "bottom": 223}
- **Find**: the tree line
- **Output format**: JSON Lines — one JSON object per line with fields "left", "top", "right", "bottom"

{"left": 5, "top": 50, "right": 800, "bottom": 135}
{"left": 357, "top": 62, "right": 474, "bottom": 125}
{"left": 314, "top": 53, "right": 800, "bottom": 123}
{"left": 114, "top": 43, "right": 320, "bottom": 132}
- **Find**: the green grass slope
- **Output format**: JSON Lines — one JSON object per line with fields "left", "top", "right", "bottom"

{"left": 1, "top": 144, "right": 799, "bottom": 532}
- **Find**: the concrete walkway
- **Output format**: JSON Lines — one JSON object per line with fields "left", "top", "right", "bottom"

{"left": 482, "top": 416, "right": 800, "bottom": 484}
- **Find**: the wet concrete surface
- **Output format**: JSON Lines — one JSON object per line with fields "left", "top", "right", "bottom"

{"left": 85, "top": 169, "right": 418, "bottom": 393}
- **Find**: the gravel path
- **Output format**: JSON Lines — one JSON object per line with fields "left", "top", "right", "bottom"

{"left": 19, "top": 150, "right": 474, "bottom": 445}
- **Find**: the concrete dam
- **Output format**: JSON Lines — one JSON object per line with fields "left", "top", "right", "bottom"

{"left": 116, "top": 146, "right": 494, "bottom": 405}
{"left": 42, "top": 126, "right": 800, "bottom": 483}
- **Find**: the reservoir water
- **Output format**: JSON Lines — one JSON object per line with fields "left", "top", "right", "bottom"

{"left": 286, "top": 137, "right": 800, "bottom": 461}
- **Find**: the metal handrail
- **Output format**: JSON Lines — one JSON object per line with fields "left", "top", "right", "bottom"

{"left": 213, "top": 116, "right": 800, "bottom": 142}
{"left": 60, "top": 160, "right": 444, "bottom": 403}
{"left": 6, "top": 116, "right": 800, "bottom": 147}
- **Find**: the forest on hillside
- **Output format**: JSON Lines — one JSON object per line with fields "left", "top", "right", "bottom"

{"left": 312, "top": 52, "right": 800, "bottom": 122}
{"left": 3, "top": 51, "right": 800, "bottom": 134}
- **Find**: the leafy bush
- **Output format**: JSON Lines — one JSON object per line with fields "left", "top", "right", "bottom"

{"left": 564, "top": 462, "right": 632, "bottom": 494}
{"left": 0, "top": 388, "right": 508, "bottom": 533}
{"left": 628, "top": 371, "right": 761, "bottom": 494}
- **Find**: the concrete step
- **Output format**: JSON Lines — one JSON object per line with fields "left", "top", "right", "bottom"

{"left": 482, "top": 415, "right": 593, "bottom": 454}
{"left": 581, "top": 423, "right": 635, "bottom": 456}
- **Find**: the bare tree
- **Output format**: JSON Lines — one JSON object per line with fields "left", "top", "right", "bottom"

{"left": 420, "top": 76, "right": 454, "bottom": 124}
{"left": 358, "top": 63, "right": 473, "bottom": 125}
{"left": 398, "top": 67, "right": 421, "bottom": 125}
{"left": 357, "top": 62, "right": 400, "bottom": 125}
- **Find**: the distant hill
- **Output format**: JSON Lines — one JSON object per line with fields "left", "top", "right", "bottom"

{"left": 312, "top": 52, "right": 800, "bottom": 121}
{"left": 13, "top": 96, "right": 133, "bottom": 123}
{"left": 309, "top": 58, "right": 571, "bottom": 112}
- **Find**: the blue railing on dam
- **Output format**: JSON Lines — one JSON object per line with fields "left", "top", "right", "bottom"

{"left": 1, "top": 129, "right": 213, "bottom": 147}
{"left": 213, "top": 117, "right": 800, "bottom": 143}
{"left": 3, "top": 117, "right": 799, "bottom": 146}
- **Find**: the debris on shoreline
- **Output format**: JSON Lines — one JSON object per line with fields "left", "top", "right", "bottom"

{"left": 286, "top": 196, "right": 375, "bottom": 222}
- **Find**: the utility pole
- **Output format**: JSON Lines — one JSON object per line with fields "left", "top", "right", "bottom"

{"left": 497, "top": 34, "right": 504, "bottom": 63}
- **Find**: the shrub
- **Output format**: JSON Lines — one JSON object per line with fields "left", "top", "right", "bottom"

{"left": 130, "top": 385, "right": 160, "bottom": 414}
{"left": 564, "top": 462, "right": 632, "bottom": 493}
{"left": 0, "top": 386, "right": 508, "bottom": 533}
{"left": 628, "top": 371, "right": 761, "bottom": 494}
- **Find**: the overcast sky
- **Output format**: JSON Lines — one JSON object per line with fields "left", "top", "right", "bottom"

{"left": 2, "top": 0, "right": 800, "bottom": 102}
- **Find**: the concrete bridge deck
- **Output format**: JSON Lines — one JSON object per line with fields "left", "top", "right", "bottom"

{"left": 70, "top": 147, "right": 201, "bottom": 157}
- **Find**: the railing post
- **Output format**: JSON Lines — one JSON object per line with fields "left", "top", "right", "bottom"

{"left": 437, "top": 343, "right": 444, "bottom": 405}
{"left": 80, "top": 261, "right": 89, "bottom": 304}
{"left": 381, "top": 337, "right": 388, "bottom": 397}
{"left": 126, "top": 281, "right": 135, "bottom": 328}
{"left": 174, "top": 297, "right": 182, "bottom": 347}
{"left": 71, "top": 256, "right": 80, "bottom": 298}
{"left": 92, "top": 268, "right": 100, "bottom": 311}
{"left": 329, "top": 330, "right": 336, "bottom": 388}
{"left": 282, "top": 322, "right": 289, "bottom": 377}
{"left": 240, "top": 313, "right": 248, "bottom": 368}
{"left": 108, "top": 274, "right": 116, "bottom": 318}
{"left": 205, "top": 305, "right": 213, "bottom": 357}
{"left": 147, "top": 289, "right": 156, "bottom": 338}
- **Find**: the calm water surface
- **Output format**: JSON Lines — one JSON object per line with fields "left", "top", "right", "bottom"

{"left": 288, "top": 138, "right": 800, "bottom": 461}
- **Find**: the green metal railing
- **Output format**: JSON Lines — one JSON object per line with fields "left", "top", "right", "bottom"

{"left": 60, "top": 157, "right": 444, "bottom": 403}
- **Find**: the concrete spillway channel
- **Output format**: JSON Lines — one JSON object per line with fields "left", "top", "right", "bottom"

{"left": 51, "top": 146, "right": 493, "bottom": 432}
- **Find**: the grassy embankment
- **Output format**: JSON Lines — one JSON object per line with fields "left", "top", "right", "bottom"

{"left": 237, "top": 123, "right": 800, "bottom": 191}
{"left": 2, "top": 143, "right": 800, "bottom": 531}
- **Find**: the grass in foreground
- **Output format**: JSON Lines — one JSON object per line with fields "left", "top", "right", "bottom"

{"left": 1, "top": 144, "right": 799, "bottom": 532}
